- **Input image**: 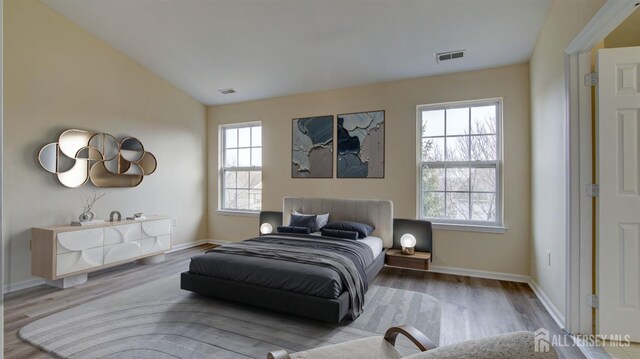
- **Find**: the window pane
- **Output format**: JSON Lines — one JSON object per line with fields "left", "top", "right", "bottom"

{"left": 423, "top": 192, "right": 445, "bottom": 218}
{"left": 422, "top": 138, "right": 444, "bottom": 162}
{"left": 249, "top": 190, "right": 262, "bottom": 211}
{"left": 471, "top": 168, "right": 496, "bottom": 192}
{"left": 237, "top": 189, "right": 249, "bottom": 209}
{"left": 422, "top": 110, "right": 444, "bottom": 137}
{"left": 470, "top": 135, "right": 497, "bottom": 161}
{"left": 446, "top": 167, "right": 469, "bottom": 191}
{"left": 238, "top": 127, "right": 251, "bottom": 147}
{"left": 252, "top": 126, "right": 262, "bottom": 147}
{"left": 236, "top": 171, "right": 249, "bottom": 188}
{"left": 224, "top": 189, "right": 237, "bottom": 209}
{"left": 446, "top": 192, "right": 470, "bottom": 220}
{"left": 471, "top": 193, "right": 496, "bottom": 221}
{"left": 423, "top": 167, "right": 444, "bottom": 191}
{"left": 471, "top": 105, "right": 496, "bottom": 134}
{"left": 224, "top": 149, "right": 237, "bottom": 167}
{"left": 250, "top": 171, "right": 262, "bottom": 189}
{"left": 446, "top": 108, "right": 469, "bottom": 136}
{"left": 238, "top": 148, "right": 251, "bottom": 167}
{"left": 224, "top": 171, "right": 236, "bottom": 189}
{"left": 446, "top": 136, "right": 469, "bottom": 161}
{"left": 225, "top": 128, "right": 237, "bottom": 149}
{"left": 251, "top": 148, "right": 262, "bottom": 167}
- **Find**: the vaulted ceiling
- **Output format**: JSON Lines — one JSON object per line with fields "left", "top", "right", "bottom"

{"left": 42, "top": 0, "right": 551, "bottom": 105}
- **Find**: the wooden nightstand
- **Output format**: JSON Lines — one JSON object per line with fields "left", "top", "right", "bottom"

{"left": 385, "top": 249, "right": 431, "bottom": 270}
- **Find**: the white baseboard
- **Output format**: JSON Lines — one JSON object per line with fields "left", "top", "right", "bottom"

{"left": 528, "top": 278, "right": 566, "bottom": 329}
{"left": 166, "top": 239, "right": 210, "bottom": 253}
{"left": 207, "top": 239, "right": 231, "bottom": 245}
{"left": 4, "top": 277, "right": 46, "bottom": 294}
{"left": 429, "top": 265, "right": 530, "bottom": 283}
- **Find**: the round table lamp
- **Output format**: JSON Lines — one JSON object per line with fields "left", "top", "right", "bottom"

{"left": 260, "top": 223, "right": 273, "bottom": 235}
{"left": 400, "top": 233, "right": 416, "bottom": 255}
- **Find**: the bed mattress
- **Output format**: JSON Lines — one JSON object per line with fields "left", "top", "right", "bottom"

{"left": 188, "top": 234, "right": 378, "bottom": 299}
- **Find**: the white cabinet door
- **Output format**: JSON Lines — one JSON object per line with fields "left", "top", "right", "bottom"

{"left": 103, "top": 240, "right": 142, "bottom": 265}
{"left": 141, "top": 219, "right": 171, "bottom": 238}
{"left": 141, "top": 235, "right": 171, "bottom": 255}
{"left": 104, "top": 223, "right": 142, "bottom": 245}
{"left": 57, "top": 228, "right": 104, "bottom": 254}
{"left": 597, "top": 46, "right": 640, "bottom": 342}
{"left": 56, "top": 247, "right": 103, "bottom": 276}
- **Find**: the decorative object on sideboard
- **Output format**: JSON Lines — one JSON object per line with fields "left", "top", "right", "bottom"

{"left": 292, "top": 115, "right": 333, "bottom": 178}
{"left": 110, "top": 211, "right": 122, "bottom": 222}
{"left": 127, "top": 212, "right": 147, "bottom": 221}
{"left": 400, "top": 233, "right": 416, "bottom": 255}
{"left": 71, "top": 192, "right": 106, "bottom": 226}
{"left": 38, "top": 129, "right": 157, "bottom": 188}
{"left": 337, "top": 110, "right": 385, "bottom": 178}
{"left": 259, "top": 211, "right": 283, "bottom": 235}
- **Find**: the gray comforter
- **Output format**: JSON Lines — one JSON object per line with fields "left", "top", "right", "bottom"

{"left": 188, "top": 234, "right": 375, "bottom": 319}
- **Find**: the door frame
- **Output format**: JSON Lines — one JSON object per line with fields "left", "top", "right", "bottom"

{"left": 564, "top": 0, "right": 639, "bottom": 335}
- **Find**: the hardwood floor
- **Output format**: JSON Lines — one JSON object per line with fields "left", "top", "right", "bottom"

{"left": 4, "top": 244, "right": 585, "bottom": 358}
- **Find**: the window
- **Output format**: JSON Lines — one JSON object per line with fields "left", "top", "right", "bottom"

{"left": 220, "top": 122, "right": 262, "bottom": 212}
{"left": 418, "top": 98, "right": 502, "bottom": 227}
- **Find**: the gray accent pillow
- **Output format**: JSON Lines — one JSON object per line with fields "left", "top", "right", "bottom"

{"left": 321, "top": 229, "right": 359, "bottom": 240}
{"left": 293, "top": 210, "right": 330, "bottom": 229}
{"left": 277, "top": 226, "right": 312, "bottom": 234}
{"left": 323, "top": 220, "right": 374, "bottom": 239}
{"left": 289, "top": 214, "right": 318, "bottom": 232}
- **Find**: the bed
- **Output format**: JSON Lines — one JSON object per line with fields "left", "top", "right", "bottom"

{"left": 180, "top": 197, "right": 393, "bottom": 323}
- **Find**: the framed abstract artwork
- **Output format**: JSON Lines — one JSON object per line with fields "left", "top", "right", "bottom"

{"left": 337, "top": 110, "right": 385, "bottom": 178}
{"left": 291, "top": 115, "right": 333, "bottom": 178}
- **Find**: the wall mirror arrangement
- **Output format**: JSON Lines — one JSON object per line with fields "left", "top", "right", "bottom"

{"left": 38, "top": 129, "right": 157, "bottom": 188}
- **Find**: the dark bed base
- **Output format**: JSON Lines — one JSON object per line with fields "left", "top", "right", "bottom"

{"left": 180, "top": 248, "right": 387, "bottom": 323}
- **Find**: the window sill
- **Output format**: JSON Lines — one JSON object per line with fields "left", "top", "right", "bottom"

{"left": 216, "top": 210, "right": 260, "bottom": 217}
{"left": 431, "top": 223, "right": 508, "bottom": 234}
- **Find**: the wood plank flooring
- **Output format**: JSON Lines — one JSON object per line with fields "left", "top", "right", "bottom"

{"left": 4, "top": 244, "right": 585, "bottom": 358}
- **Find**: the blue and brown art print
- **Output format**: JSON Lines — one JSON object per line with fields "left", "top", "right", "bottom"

{"left": 292, "top": 115, "right": 333, "bottom": 178}
{"left": 337, "top": 110, "right": 384, "bottom": 178}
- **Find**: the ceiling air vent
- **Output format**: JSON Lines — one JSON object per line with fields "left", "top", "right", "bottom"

{"left": 218, "top": 88, "right": 236, "bottom": 95}
{"left": 436, "top": 50, "right": 465, "bottom": 63}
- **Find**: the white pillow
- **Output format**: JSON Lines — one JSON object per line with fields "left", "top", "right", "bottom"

{"left": 293, "top": 210, "right": 330, "bottom": 229}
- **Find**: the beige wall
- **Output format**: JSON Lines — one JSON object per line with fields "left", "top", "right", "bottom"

{"left": 208, "top": 64, "right": 532, "bottom": 276}
{"left": 529, "top": 0, "right": 605, "bottom": 317}
{"left": 605, "top": 8, "right": 640, "bottom": 48}
{"left": 3, "top": 0, "right": 208, "bottom": 288}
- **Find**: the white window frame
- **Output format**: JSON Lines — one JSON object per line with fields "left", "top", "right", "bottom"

{"left": 218, "top": 121, "right": 262, "bottom": 215}
{"left": 416, "top": 98, "right": 505, "bottom": 233}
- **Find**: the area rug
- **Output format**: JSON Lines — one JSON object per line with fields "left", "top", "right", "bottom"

{"left": 20, "top": 274, "right": 441, "bottom": 358}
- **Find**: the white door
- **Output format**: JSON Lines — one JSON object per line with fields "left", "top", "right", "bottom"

{"left": 598, "top": 46, "right": 640, "bottom": 342}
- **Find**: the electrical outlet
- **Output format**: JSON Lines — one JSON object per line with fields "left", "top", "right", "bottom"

{"left": 546, "top": 250, "right": 551, "bottom": 266}
{"left": 171, "top": 218, "right": 177, "bottom": 227}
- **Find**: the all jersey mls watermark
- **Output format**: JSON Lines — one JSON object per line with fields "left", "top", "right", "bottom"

{"left": 534, "top": 328, "right": 631, "bottom": 352}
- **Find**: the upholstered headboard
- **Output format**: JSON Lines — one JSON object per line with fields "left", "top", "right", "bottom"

{"left": 283, "top": 197, "right": 394, "bottom": 248}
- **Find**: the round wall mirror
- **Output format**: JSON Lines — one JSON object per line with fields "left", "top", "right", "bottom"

{"left": 120, "top": 137, "right": 144, "bottom": 162}
{"left": 38, "top": 143, "right": 58, "bottom": 173}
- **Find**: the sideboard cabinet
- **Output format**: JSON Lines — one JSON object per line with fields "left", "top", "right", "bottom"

{"left": 32, "top": 216, "right": 172, "bottom": 288}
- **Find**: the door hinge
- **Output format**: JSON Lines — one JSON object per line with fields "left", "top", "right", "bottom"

{"left": 584, "top": 72, "right": 599, "bottom": 86}
{"left": 585, "top": 183, "right": 599, "bottom": 197}
{"left": 587, "top": 294, "right": 599, "bottom": 308}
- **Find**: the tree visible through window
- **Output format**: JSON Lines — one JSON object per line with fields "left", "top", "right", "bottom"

{"left": 419, "top": 99, "right": 501, "bottom": 226}
{"left": 220, "top": 122, "right": 262, "bottom": 212}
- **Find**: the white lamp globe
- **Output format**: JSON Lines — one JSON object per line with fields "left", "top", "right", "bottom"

{"left": 400, "top": 233, "right": 416, "bottom": 248}
{"left": 400, "top": 233, "right": 416, "bottom": 255}
{"left": 260, "top": 223, "right": 273, "bottom": 235}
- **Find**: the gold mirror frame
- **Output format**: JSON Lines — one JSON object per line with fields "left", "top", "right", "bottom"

{"left": 38, "top": 129, "right": 157, "bottom": 188}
